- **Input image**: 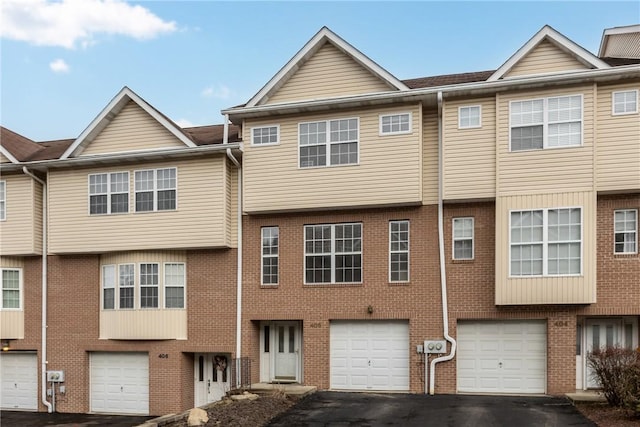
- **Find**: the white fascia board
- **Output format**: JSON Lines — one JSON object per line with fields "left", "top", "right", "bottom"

{"left": 245, "top": 27, "right": 408, "bottom": 108}
{"left": 488, "top": 25, "right": 610, "bottom": 82}
{"left": 0, "top": 145, "right": 20, "bottom": 163}
{"left": 60, "top": 87, "right": 196, "bottom": 159}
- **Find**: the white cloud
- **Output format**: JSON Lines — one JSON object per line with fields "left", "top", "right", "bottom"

{"left": 201, "top": 85, "right": 232, "bottom": 100}
{"left": 175, "top": 118, "right": 195, "bottom": 128}
{"left": 49, "top": 58, "right": 69, "bottom": 73}
{"left": 1, "top": 0, "right": 176, "bottom": 49}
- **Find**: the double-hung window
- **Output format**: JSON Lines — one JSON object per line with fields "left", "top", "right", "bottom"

{"left": 453, "top": 217, "right": 474, "bottom": 260}
{"left": 102, "top": 265, "right": 116, "bottom": 309}
{"left": 261, "top": 226, "right": 279, "bottom": 285}
{"left": 135, "top": 168, "right": 176, "bottom": 212}
{"left": 614, "top": 209, "right": 637, "bottom": 254}
{"left": 299, "top": 118, "right": 358, "bottom": 167}
{"left": 458, "top": 106, "right": 481, "bottom": 129}
{"left": 389, "top": 220, "right": 409, "bottom": 282}
{"left": 140, "top": 263, "right": 159, "bottom": 308}
{"left": 305, "top": 223, "right": 362, "bottom": 284}
{"left": 119, "top": 264, "right": 135, "bottom": 309}
{"left": 252, "top": 126, "right": 279, "bottom": 145}
{"left": 0, "top": 181, "right": 5, "bottom": 220}
{"left": 612, "top": 90, "right": 638, "bottom": 115}
{"left": 510, "top": 95, "right": 582, "bottom": 151}
{"left": 380, "top": 113, "right": 411, "bottom": 135}
{"left": 164, "top": 263, "right": 185, "bottom": 308}
{"left": 510, "top": 207, "right": 581, "bottom": 276}
{"left": 88, "top": 172, "right": 129, "bottom": 215}
{"left": 1, "top": 268, "right": 21, "bottom": 309}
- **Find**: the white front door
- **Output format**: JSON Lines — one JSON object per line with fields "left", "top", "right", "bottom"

{"left": 0, "top": 353, "right": 38, "bottom": 411}
{"left": 585, "top": 318, "right": 623, "bottom": 388}
{"left": 273, "top": 322, "right": 299, "bottom": 382}
{"left": 194, "top": 353, "right": 230, "bottom": 406}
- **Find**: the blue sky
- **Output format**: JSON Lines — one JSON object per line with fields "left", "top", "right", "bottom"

{"left": 1, "top": 1, "right": 638, "bottom": 141}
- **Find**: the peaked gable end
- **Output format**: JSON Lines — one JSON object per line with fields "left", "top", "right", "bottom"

{"left": 80, "top": 101, "right": 185, "bottom": 157}
{"left": 265, "top": 42, "right": 396, "bottom": 105}
{"left": 0, "top": 152, "right": 13, "bottom": 163}
{"left": 504, "top": 39, "right": 591, "bottom": 78}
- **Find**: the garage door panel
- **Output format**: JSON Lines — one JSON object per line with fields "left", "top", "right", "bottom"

{"left": 0, "top": 353, "right": 38, "bottom": 411}
{"left": 90, "top": 353, "right": 148, "bottom": 415}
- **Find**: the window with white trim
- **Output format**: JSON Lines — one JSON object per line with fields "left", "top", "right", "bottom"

{"left": 135, "top": 168, "right": 176, "bottom": 212}
{"left": 164, "top": 263, "right": 185, "bottom": 308}
{"left": 140, "top": 263, "right": 159, "bottom": 308}
{"left": 510, "top": 95, "right": 582, "bottom": 151}
{"left": 389, "top": 220, "right": 409, "bottom": 282}
{"left": 119, "top": 264, "right": 135, "bottom": 309}
{"left": 510, "top": 207, "right": 581, "bottom": 276}
{"left": 88, "top": 172, "right": 129, "bottom": 215}
{"left": 453, "top": 217, "right": 474, "bottom": 260}
{"left": 299, "top": 118, "right": 358, "bottom": 167}
{"left": 458, "top": 106, "right": 481, "bottom": 129}
{"left": 261, "top": 226, "right": 279, "bottom": 285}
{"left": 380, "top": 113, "right": 411, "bottom": 135}
{"left": 102, "top": 265, "right": 115, "bottom": 309}
{"left": 612, "top": 90, "right": 638, "bottom": 115}
{"left": 304, "top": 223, "right": 362, "bottom": 284}
{"left": 614, "top": 209, "right": 637, "bottom": 254}
{"left": 1, "top": 268, "right": 21, "bottom": 309}
{"left": 0, "top": 180, "right": 5, "bottom": 221}
{"left": 252, "top": 126, "right": 279, "bottom": 145}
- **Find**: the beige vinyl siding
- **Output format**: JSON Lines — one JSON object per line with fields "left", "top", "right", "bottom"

{"left": 225, "top": 160, "right": 239, "bottom": 247}
{"left": 596, "top": 83, "right": 640, "bottom": 192}
{"left": 0, "top": 175, "right": 37, "bottom": 255}
{"left": 48, "top": 157, "right": 230, "bottom": 253}
{"left": 443, "top": 98, "right": 496, "bottom": 200}
{"left": 495, "top": 191, "right": 596, "bottom": 305}
{"left": 422, "top": 109, "right": 439, "bottom": 204}
{"left": 602, "top": 33, "right": 640, "bottom": 58}
{"left": 33, "top": 182, "right": 43, "bottom": 253}
{"left": 243, "top": 104, "right": 422, "bottom": 213}
{"left": 0, "top": 153, "right": 12, "bottom": 163}
{"left": 505, "top": 39, "right": 590, "bottom": 78}
{"left": 0, "top": 257, "right": 25, "bottom": 339}
{"left": 99, "top": 250, "right": 187, "bottom": 339}
{"left": 265, "top": 42, "right": 394, "bottom": 105}
{"left": 80, "top": 101, "right": 185, "bottom": 156}
{"left": 497, "top": 85, "right": 594, "bottom": 195}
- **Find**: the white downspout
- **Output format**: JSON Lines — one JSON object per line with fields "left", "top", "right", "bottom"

{"left": 22, "top": 167, "right": 53, "bottom": 413}
{"left": 223, "top": 115, "right": 243, "bottom": 383}
{"left": 429, "top": 91, "right": 457, "bottom": 395}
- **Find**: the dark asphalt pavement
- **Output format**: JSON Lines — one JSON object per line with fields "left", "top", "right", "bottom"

{"left": 0, "top": 410, "right": 152, "bottom": 426}
{"left": 267, "top": 392, "right": 597, "bottom": 427}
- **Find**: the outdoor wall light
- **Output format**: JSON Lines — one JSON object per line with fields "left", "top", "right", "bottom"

{"left": 1, "top": 340, "right": 10, "bottom": 351}
{"left": 367, "top": 305, "right": 374, "bottom": 314}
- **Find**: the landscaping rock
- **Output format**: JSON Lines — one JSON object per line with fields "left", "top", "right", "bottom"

{"left": 187, "top": 407, "right": 208, "bottom": 426}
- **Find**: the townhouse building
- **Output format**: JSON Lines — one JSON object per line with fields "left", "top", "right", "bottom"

{"left": 0, "top": 24, "right": 638, "bottom": 415}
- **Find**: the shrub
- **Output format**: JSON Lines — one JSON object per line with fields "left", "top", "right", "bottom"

{"left": 586, "top": 346, "right": 640, "bottom": 412}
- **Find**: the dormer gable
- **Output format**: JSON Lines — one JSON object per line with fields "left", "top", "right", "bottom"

{"left": 488, "top": 25, "right": 610, "bottom": 81}
{"left": 246, "top": 27, "right": 408, "bottom": 107}
{"left": 61, "top": 87, "right": 196, "bottom": 159}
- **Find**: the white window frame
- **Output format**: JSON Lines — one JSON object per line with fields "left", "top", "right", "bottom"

{"left": 118, "top": 263, "right": 135, "bottom": 309}
{"left": 509, "top": 94, "right": 583, "bottom": 152}
{"left": 102, "top": 264, "right": 116, "bottom": 310}
{"left": 164, "top": 262, "right": 186, "bottom": 309}
{"left": 509, "top": 207, "right": 583, "bottom": 277}
{"left": 379, "top": 112, "right": 412, "bottom": 135}
{"left": 298, "top": 117, "right": 359, "bottom": 168}
{"left": 261, "top": 226, "right": 279, "bottom": 286}
{"left": 0, "top": 180, "right": 5, "bottom": 221}
{"left": 458, "top": 106, "right": 482, "bottom": 129}
{"left": 139, "top": 262, "right": 159, "bottom": 309}
{"left": 134, "top": 167, "right": 177, "bottom": 212}
{"left": 0, "top": 268, "right": 22, "bottom": 310}
{"left": 389, "top": 220, "right": 410, "bottom": 283}
{"left": 251, "top": 125, "right": 280, "bottom": 146}
{"left": 452, "top": 217, "right": 474, "bottom": 260}
{"left": 88, "top": 172, "right": 130, "bottom": 215}
{"left": 612, "top": 90, "right": 638, "bottom": 115}
{"left": 304, "top": 223, "right": 362, "bottom": 284}
{"left": 614, "top": 209, "right": 638, "bottom": 254}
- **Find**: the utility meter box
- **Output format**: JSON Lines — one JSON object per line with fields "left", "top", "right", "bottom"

{"left": 424, "top": 340, "right": 447, "bottom": 354}
{"left": 46, "top": 370, "right": 65, "bottom": 382}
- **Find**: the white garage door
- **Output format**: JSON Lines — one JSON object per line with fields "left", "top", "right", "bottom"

{"left": 330, "top": 321, "right": 409, "bottom": 391}
{"left": 0, "top": 353, "right": 38, "bottom": 410}
{"left": 90, "top": 352, "right": 149, "bottom": 414}
{"left": 457, "top": 320, "right": 546, "bottom": 394}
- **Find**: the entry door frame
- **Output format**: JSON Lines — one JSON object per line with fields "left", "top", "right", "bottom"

{"left": 194, "top": 353, "right": 230, "bottom": 407}
{"left": 260, "top": 321, "right": 302, "bottom": 383}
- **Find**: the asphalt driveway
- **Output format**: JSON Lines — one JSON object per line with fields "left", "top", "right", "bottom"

{"left": 267, "top": 392, "right": 596, "bottom": 427}
{"left": 0, "top": 411, "right": 152, "bottom": 427}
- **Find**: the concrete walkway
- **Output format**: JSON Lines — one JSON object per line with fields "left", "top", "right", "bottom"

{"left": 250, "top": 382, "right": 317, "bottom": 397}
{"left": 566, "top": 390, "right": 606, "bottom": 402}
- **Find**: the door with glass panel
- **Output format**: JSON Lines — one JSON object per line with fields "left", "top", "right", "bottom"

{"left": 585, "top": 319, "right": 623, "bottom": 388}
{"left": 272, "top": 322, "right": 299, "bottom": 382}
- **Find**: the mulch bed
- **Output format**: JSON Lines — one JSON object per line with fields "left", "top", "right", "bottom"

{"left": 575, "top": 402, "right": 640, "bottom": 427}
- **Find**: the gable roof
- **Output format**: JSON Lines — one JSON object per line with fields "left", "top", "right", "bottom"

{"left": 488, "top": 25, "right": 610, "bottom": 81}
{"left": 402, "top": 70, "right": 496, "bottom": 89}
{"left": 245, "top": 26, "right": 408, "bottom": 107}
{"left": 60, "top": 87, "right": 197, "bottom": 159}
{"left": 1, "top": 126, "right": 43, "bottom": 163}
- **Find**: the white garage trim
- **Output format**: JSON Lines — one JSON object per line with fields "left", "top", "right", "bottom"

{"left": 330, "top": 320, "right": 409, "bottom": 391}
{"left": 90, "top": 352, "right": 149, "bottom": 415}
{"left": 0, "top": 353, "right": 38, "bottom": 411}
{"left": 457, "top": 320, "right": 547, "bottom": 394}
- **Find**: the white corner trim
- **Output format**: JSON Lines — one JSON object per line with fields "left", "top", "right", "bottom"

{"left": 488, "top": 25, "right": 610, "bottom": 82}
{"left": 60, "top": 87, "right": 196, "bottom": 159}
{"left": 0, "top": 145, "right": 20, "bottom": 163}
{"left": 245, "top": 27, "right": 408, "bottom": 108}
